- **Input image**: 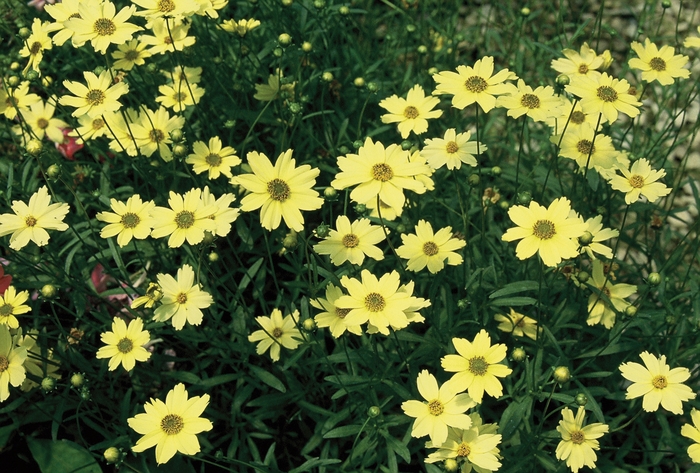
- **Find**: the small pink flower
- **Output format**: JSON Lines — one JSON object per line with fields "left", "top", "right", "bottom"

{"left": 0, "top": 264, "right": 11, "bottom": 294}
{"left": 55, "top": 128, "right": 83, "bottom": 160}
{"left": 27, "top": 0, "right": 55, "bottom": 11}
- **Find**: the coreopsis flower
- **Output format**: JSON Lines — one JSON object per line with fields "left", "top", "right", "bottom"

{"left": 0, "top": 186, "right": 69, "bottom": 250}
{"left": 396, "top": 220, "right": 465, "bottom": 273}
{"left": 401, "top": 370, "right": 475, "bottom": 446}
{"left": 441, "top": 330, "right": 512, "bottom": 404}
{"left": 0, "top": 81, "right": 41, "bottom": 120}
{"left": 0, "top": 286, "right": 30, "bottom": 329}
{"left": 96, "top": 195, "right": 155, "bottom": 247}
{"left": 66, "top": 1, "right": 142, "bottom": 54}
{"left": 494, "top": 308, "right": 540, "bottom": 340}
{"left": 607, "top": 158, "right": 671, "bottom": 205}
{"left": 555, "top": 123, "right": 620, "bottom": 173}
{"left": 19, "top": 18, "right": 53, "bottom": 74}
{"left": 551, "top": 43, "right": 605, "bottom": 79}
{"left": 186, "top": 136, "right": 240, "bottom": 180}
{"left": 629, "top": 39, "right": 690, "bottom": 85}
{"left": 421, "top": 128, "right": 484, "bottom": 170}
{"left": 140, "top": 18, "right": 195, "bottom": 54}
{"left": 131, "top": 106, "right": 185, "bottom": 161}
{"left": 231, "top": 149, "right": 323, "bottom": 232}
{"left": 248, "top": 309, "right": 302, "bottom": 362}
{"left": 681, "top": 409, "right": 700, "bottom": 463}
{"left": 587, "top": 260, "right": 635, "bottom": 328}
{"left": 163, "top": 65, "right": 202, "bottom": 84}
{"left": 310, "top": 283, "right": 363, "bottom": 338}
{"left": 502, "top": 197, "right": 587, "bottom": 267}
{"left": 44, "top": 0, "right": 85, "bottom": 46}
{"left": 70, "top": 114, "right": 109, "bottom": 143}
{"left": 379, "top": 84, "right": 442, "bottom": 139}
{"left": 496, "top": 79, "right": 562, "bottom": 122}
{"left": 112, "top": 39, "right": 152, "bottom": 70}
{"left": 254, "top": 70, "right": 295, "bottom": 101}
{"left": 17, "top": 98, "right": 68, "bottom": 143}
{"left": 15, "top": 329, "right": 60, "bottom": 391}
{"left": 685, "top": 27, "right": 700, "bottom": 48}
{"left": 156, "top": 83, "right": 205, "bottom": 112}
{"left": 425, "top": 414, "right": 502, "bottom": 471}
{"left": 619, "top": 351, "right": 696, "bottom": 414}
{"left": 220, "top": 18, "right": 261, "bottom": 37}
{"left": 60, "top": 70, "right": 129, "bottom": 118}
{"left": 579, "top": 215, "right": 618, "bottom": 260}
{"left": 154, "top": 264, "right": 213, "bottom": 330}
{"left": 555, "top": 406, "right": 609, "bottom": 473}
{"left": 96, "top": 317, "right": 151, "bottom": 371}
{"left": 0, "top": 325, "right": 27, "bottom": 402}
{"left": 565, "top": 72, "right": 641, "bottom": 124}
{"left": 313, "top": 215, "right": 386, "bottom": 266}
{"left": 200, "top": 187, "right": 239, "bottom": 237}
{"left": 547, "top": 97, "right": 600, "bottom": 133}
{"left": 150, "top": 188, "right": 218, "bottom": 247}
{"left": 104, "top": 108, "right": 140, "bottom": 155}
{"left": 131, "top": 282, "right": 163, "bottom": 309}
{"left": 432, "top": 56, "right": 517, "bottom": 112}
{"left": 366, "top": 280, "right": 429, "bottom": 335}
{"left": 131, "top": 0, "right": 199, "bottom": 24}
{"left": 128, "top": 383, "right": 213, "bottom": 464}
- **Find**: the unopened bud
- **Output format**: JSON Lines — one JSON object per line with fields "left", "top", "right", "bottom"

{"left": 517, "top": 191, "right": 532, "bottom": 205}
{"left": 46, "top": 164, "right": 60, "bottom": 179}
{"left": 103, "top": 447, "right": 120, "bottom": 464}
{"left": 41, "top": 284, "right": 57, "bottom": 298}
{"left": 322, "top": 71, "right": 334, "bottom": 82}
{"left": 553, "top": 366, "right": 571, "bottom": 383}
{"left": 172, "top": 143, "right": 188, "bottom": 158}
{"left": 282, "top": 231, "right": 298, "bottom": 249}
{"left": 444, "top": 458, "right": 459, "bottom": 472}
{"left": 25, "top": 69, "right": 39, "bottom": 81}
{"left": 323, "top": 187, "right": 337, "bottom": 201}
{"left": 512, "top": 347, "right": 526, "bottom": 362}
{"left": 625, "top": 305, "right": 637, "bottom": 317}
{"left": 315, "top": 223, "right": 330, "bottom": 238}
{"left": 7, "top": 75, "right": 20, "bottom": 87}
{"left": 18, "top": 27, "right": 31, "bottom": 39}
{"left": 578, "top": 231, "right": 593, "bottom": 246}
{"left": 339, "top": 5, "right": 349, "bottom": 15}
{"left": 366, "top": 82, "right": 378, "bottom": 93}
{"left": 577, "top": 271, "right": 589, "bottom": 284}
{"left": 468, "top": 174, "right": 480, "bottom": 186}
{"left": 575, "top": 393, "right": 588, "bottom": 406}
{"left": 556, "top": 74, "right": 570, "bottom": 86}
{"left": 647, "top": 272, "right": 661, "bottom": 286}
{"left": 208, "top": 252, "right": 219, "bottom": 262}
{"left": 491, "top": 166, "right": 501, "bottom": 176}
{"left": 41, "top": 377, "right": 56, "bottom": 392}
{"left": 302, "top": 41, "right": 312, "bottom": 52}
{"left": 367, "top": 406, "right": 381, "bottom": 418}
{"left": 169, "top": 129, "right": 183, "bottom": 142}
{"left": 353, "top": 77, "right": 365, "bottom": 88}
{"left": 302, "top": 318, "right": 316, "bottom": 331}
{"left": 520, "top": 7, "right": 531, "bottom": 16}
{"left": 278, "top": 33, "right": 292, "bottom": 46}
{"left": 26, "top": 139, "right": 43, "bottom": 156}
{"left": 70, "top": 372, "right": 85, "bottom": 388}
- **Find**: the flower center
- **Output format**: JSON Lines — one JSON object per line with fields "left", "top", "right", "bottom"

{"left": 267, "top": 178, "right": 291, "bottom": 201}
{"left": 173, "top": 92, "right": 188, "bottom": 103}
{"left": 0, "top": 355, "right": 8, "bottom": 373}
{"left": 468, "top": 356, "right": 488, "bottom": 376}
{"left": 25, "top": 215, "right": 37, "bottom": 227}
{"left": 596, "top": 85, "right": 618, "bottom": 102}
{"left": 92, "top": 118, "right": 105, "bottom": 130}
{"left": 422, "top": 241, "right": 439, "bottom": 256}
{"left": 272, "top": 327, "right": 283, "bottom": 338}
{"left": 160, "top": 414, "right": 184, "bottom": 435}
{"left": 158, "top": 0, "right": 176, "bottom": 12}
{"left": 175, "top": 210, "right": 195, "bottom": 229}
{"left": 649, "top": 57, "right": 666, "bottom": 71}
{"left": 30, "top": 41, "right": 43, "bottom": 55}
{"left": 403, "top": 105, "right": 419, "bottom": 119}
{"left": 69, "top": 12, "right": 81, "bottom": 19}
{"left": 456, "top": 442, "right": 471, "bottom": 457}
{"left": 371, "top": 163, "right": 394, "bottom": 182}
{"left": 652, "top": 374, "right": 668, "bottom": 389}
{"left": 124, "top": 50, "right": 140, "bottom": 61}
{"left": 628, "top": 174, "right": 645, "bottom": 188}
{"left": 94, "top": 18, "right": 116, "bottom": 36}
{"left": 364, "top": 292, "right": 386, "bottom": 312}
{"left": 570, "top": 111, "right": 586, "bottom": 124}
{"left": 37, "top": 118, "right": 49, "bottom": 129}
{"left": 576, "top": 139, "right": 595, "bottom": 155}
{"left": 86, "top": 89, "right": 106, "bottom": 106}
{"left": 149, "top": 129, "right": 165, "bottom": 143}
{"left": 520, "top": 93, "right": 540, "bottom": 109}
{"left": 120, "top": 212, "right": 141, "bottom": 229}
{"left": 335, "top": 307, "right": 351, "bottom": 319}
{"left": 577, "top": 64, "right": 589, "bottom": 74}
{"left": 445, "top": 141, "right": 459, "bottom": 154}
{"left": 117, "top": 337, "right": 133, "bottom": 353}
{"left": 164, "top": 37, "right": 173, "bottom": 45}
{"left": 427, "top": 399, "right": 444, "bottom": 416}
{"left": 570, "top": 430, "right": 585, "bottom": 444}
{"left": 464, "top": 76, "right": 488, "bottom": 93}
{"left": 532, "top": 219, "right": 556, "bottom": 239}
{"left": 176, "top": 292, "right": 188, "bottom": 304}
{"left": 342, "top": 233, "right": 359, "bottom": 248}
{"left": 0, "top": 304, "right": 13, "bottom": 316}
{"left": 205, "top": 153, "right": 222, "bottom": 167}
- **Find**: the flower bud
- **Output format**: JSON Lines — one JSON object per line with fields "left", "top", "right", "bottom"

{"left": 553, "top": 366, "right": 571, "bottom": 383}
{"left": 457, "top": 298, "right": 469, "bottom": 309}
{"left": 41, "top": 284, "right": 57, "bottom": 298}
{"left": 395, "top": 223, "right": 406, "bottom": 233}
{"left": 491, "top": 166, "right": 501, "bottom": 176}
{"left": 26, "top": 139, "right": 43, "bottom": 156}
{"left": 444, "top": 458, "right": 459, "bottom": 472}
{"left": 169, "top": 129, "right": 184, "bottom": 142}
{"left": 273, "top": 47, "right": 283, "bottom": 57}
{"left": 172, "top": 143, "right": 188, "bottom": 158}
{"left": 499, "top": 200, "right": 509, "bottom": 210}
{"left": 578, "top": 231, "right": 593, "bottom": 246}
{"left": 278, "top": 33, "right": 292, "bottom": 46}
{"left": 512, "top": 347, "right": 526, "bottom": 362}
{"left": 202, "top": 231, "right": 215, "bottom": 245}
{"left": 353, "top": 77, "right": 365, "bottom": 88}
{"left": 401, "top": 140, "right": 412, "bottom": 151}
{"left": 647, "top": 272, "right": 661, "bottom": 286}
{"left": 46, "top": 164, "right": 61, "bottom": 179}
{"left": 313, "top": 0, "right": 325, "bottom": 8}
{"left": 367, "top": 82, "right": 379, "bottom": 93}
{"left": 315, "top": 223, "right": 330, "bottom": 238}
{"left": 625, "top": 305, "right": 637, "bottom": 317}
{"left": 556, "top": 74, "right": 570, "bottom": 86}
{"left": 224, "top": 119, "right": 236, "bottom": 128}
{"left": 282, "top": 0, "right": 293, "bottom": 5}
{"left": 355, "top": 203, "right": 367, "bottom": 214}
{"left": 468, "top": 174, "right": 480, "bottom": 186}
{"left": 322, "top": 71, "right": 334, "bottom": 82}
{"left": 517, "top": 191, "right": 531, "bottom": 205}
{"left": 103, "top": 447, "right": 120, "bottom": 464}
{"left": 79, "top": 386, "right": 91, "bottom": 401}
{"left": 406, "top": 24, "right": 416, "bottom": 33}
{"left": 70, "top": 372, "right": 85, "bottom": 388}
{"left": 339, "top": 6, "right": 349, "bottom": 15}
{"left": 302, "top": 41, "right": 312, "bottom": 52}
{"left": 25, "top": 69, "right": 39, "bottom": 81}
{"left": 18, "top": 27, "right": 31, "bottom": 39}
{"left": 575, "top": 393, "right": 588, "bottom": 406}
{"left": 665, "top": 315, "right": 676, "bottom": 325}
{"left": 367, "top": 406, "right": 381, "bottom": 418}
{"left": 302, "top": 318, "right": 316, "bottom": 331}
{"left": 417, "top": 45, "right": 427, "bottom": 54}
{"left": 353, "top": 139, "right": 364, "bottom": 149}
{"left": 576, "top": 271, "right": 589, "bottom": 284}
{"left": 323, "top": 187, "right": 337, "bottom": 201}
{"left": 7, "top": 75, "right": 20, "bottom": 87}
{"left": 208, "top": 252, "right": 219, "bottom": 262}
{"left": 661, "top": 0, "right": 671, "bottom": 8}
{"left": 520, "top": 7, "right": 531, "bottom": 16}
{"left": 41, "top": 377, "right": 56, "bottom": 392}
{"left": 283, "top": 231, "right": 298, "bottom": 249}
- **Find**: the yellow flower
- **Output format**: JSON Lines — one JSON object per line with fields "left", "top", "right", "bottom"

{"left": 441, "top": 330, "right": 512, "bottom": 404}
{"left": 131, "top": 106, "right": 185, "bottom": 161}
{"left": 681, "top": 408, "right": 700, "bottom": 463}
{"left": 154, "top": 264, "right": 213, "bottom": 330}
{"left": 310, "top": 284, "right": 363, "bottom": 338}
{"left": 684, "top": 27, "right": 700, "bottom": 48}
{"left": 231, "top": 149, "right": 323, "bottom": 232}
{"left": 150, "top": 188, "right": 218, "bottom": 248}
{"left": 0, "top": 325, "right": 27, "bottom": 402}
{"left": 432, "top": 56, "right": 517, "bottom": 112}
{"left": 131, "top": 282, "right": 163, "bottom": 309}
{"left": 45, "top": 0, "right": 88, "bottom": 47}
{"left": 156, "top": 83, "right": 205, "bottom": 112}
{"left": 619, "top": 351, "right": 696, "bottom": 414}
{"left": 502, "top": 197, "right": 587, "bottom": 267}
{"left": 551, "top": 43, "right": 605, "bottom": 79}
{"left": 131, "top": 0, "right": 199, "bottom": 24}
{"left": 60, "top": 70, "right": 129, "bottom": 118}
{"left": 607, "top": 158, "right": 670, "bottom": 205}
{"left": 17, "top": 98, "right": 68, "bottom": 143}
{"left": 555, "top": 123, "right": 620, "bottom": 173}
{"left": 66, "top": 1, "right": 142, "bottom": 55}
{"left": 313, "top": 215, "right": 386, "bottom": 266}
{"left": 379, "top": 84, "right": 442, "bottom": 139}
{"left": 200, "top": 186, "right": 239, "bottom": 237}
{"left": 629, "top": 39, "right": 690, "bottom": 86}
{"left": 494, "top": 308, "right": 540, "bottom": 340}
{"left": 0, "top": 287, "right": 30, "bottom": 329}
{"left": 565, "top": 72, "right": 641, "bottom": 124}
{"left": 0, "top": 81, "right": 41, "bottom": 120}
{"left": 96, "top": 317, "right": 151, "bottom": 371}
{"left": 579, "top": 215, "right": 618, "bottom": 260}
{"left": 15, "top": 329, "right": 60, "bottom": 392}
{"left": 547, "top": 97, "right": 600, "bottom": 133}
{"left": 254, "top": 70, "right": 295, "bottom": 101}
{"left": 421, "top": 128, "right": 484, "bottom": 170}
{"left": 366, "top": 280, "right": 429, "bottom": 335}
{"left": 186, "top": 136, "right": 241, "bottom": 180}
{"left": 220, "top": 18, "right": 261, "bottom": 37}
{"left": 425, "top": 414, "right": 502, "bottom": 471}
{"left": 112, "top": 39, "right": 152, "bottom": 70}
{"left": 396, "top": 220, "right": 465, "bottom": 273}
{"left": 496, "top": 79, "right": 562, "bottom": 122}
{"left": 248, "top": 309, "right": 302, "bottom": 362}
{"left": 71, "top": 114, "right": 109, "bottom": 143}
{"left": 555, "top": 406, "right": 608, "bottom": 473}
{"left": 0, "top": 186, "right": 70, "bottom": 250}
{"left": 401, "top": 370, "right": 475, "bottom": 446}
{"left": 141, "top": 19, "right": 196, "bottom": 55}
{"left": 96, "top": 194, "right": 155, "bottom": 247}
{"left": 128, "top": 383, "right": 213, "bottom": 464}
{"left": 586, "top": 260, "right": 636, "bottom": 329}
{"left": 162, "top": 66, "right": 202, "bottom": 85}
{"left": 19, "top": 18, "right": 52, "bottom": 74}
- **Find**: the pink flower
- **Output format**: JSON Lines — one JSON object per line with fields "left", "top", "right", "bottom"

{"left": 0, "top": 263, "right": 11, "bottom": 294}
{"left": 55, "top": 128, "right": 83, "bottom": 160}
{"left": 27, "top": 0, "right": 55, "bottom": 11}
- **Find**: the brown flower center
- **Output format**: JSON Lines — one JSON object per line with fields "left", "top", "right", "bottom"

{"left": 173, "top": 92, "right": 188, "bottom": 103}
{"left": 652, "top": 375, "right": 668, "bottom": 389}
{"left": 422, "top": 241, "right": 439, "bottom": 256}
{"left": 520, "top": 93, "right": 540, "bottom": 109}
{"left": 205, "top": 153, "right": 222, "bottom": 167}
{"left": 0, "top": 355, "right": 8, "bottom": 373}
{"left": 158, "top": 0, "right": 176, "bottom": 12}
{"left": 272, "top": 327, "right": 283, "bottom": 338}
{"left": 117, "top": 337, "right": 133, "bottom": 353}
{"left": 335, "top": 307, "right": 351, "bottom": 319}
{"left": 456, "top": 442, "right": 471, "bottom": 457}
{"left": 596, "top": 85, "right": 618, "bottom": 102}
{"left": 86, "top": 89, "right": 106, "bottom": 106}
{"left": 120, "top": 212, "right": 140, "bottom": 229}
{"left": 93, "top": 18, "right": 116, "bottom": 36}
{"left": 160, "top": 414, "right": 184, "bottom": 435}
{"left": 576, "top": 139, "right": 595, "bottom": 155}
{"left": 342, "top": 233, "right": 359, "bottom": 248}
{"left": 0, "top": 304, "right": 12, "bottom": 316}
{"left": 577, "top": 64, "right": 589, "bottom": 74}
{"left": 68, "top": 12, "right": 81, "bottom": 19}
{"left": 464, "top": 76, "right": 488, "bottom": 93}
{"left": 570, "top": 430, "right": 585, "bottom": 444}
{"left": 468, "top": 356, "right": 488, "bottom": 376}
{"left": 37, "top": 118, "right": 49, "bottom": 129}
{"left": 371, "top": 163, "right": 394, "bottom": 182}
{"left": 149, "top": 129, "right": 165, "bottom": 143}
{"left": 570, "top": 111, "right": 586, "bottom": 124}
{"left": 267, "top": 178, "right": 291, "bottom": 201}
{"left": 532, "top": 219, "right": 556, "bottom": 239}
{"left": 445, "top": 141, "right": 459, "bottom": 154}
{"left": 29, "top": 41, "right": 43, "bottom": 55}
{"left": 25, "top": 216, "right": 37, "bottom": 227}
{"left": 628, "top": 174, "right": 645, "bottom": 188}
{"left": 176, "top": 292, "right": 188, "bottom": 304}
{"left": 175, "top": 210, "right": 195, "bottom": 229}
{"left": 364, "top": 292, "right": 386, "bottom": 312}
{"left": 92, "top": 118, "right": 105, "bottom": 130}
{"left": 649, "top": 57, "right": 666, "bottom": 71}
{"left": 124, "top": 50, "right": 140, "bottom": 61}
{"left": 403, "top": 105, "right": 419, "bottom": 119}
{"left": 427, "top": 399, "right": 444, "bottom": 416}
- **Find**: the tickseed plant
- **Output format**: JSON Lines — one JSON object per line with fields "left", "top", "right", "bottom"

{"left": 1, "top": 0, "right": 700, "bottom": 472}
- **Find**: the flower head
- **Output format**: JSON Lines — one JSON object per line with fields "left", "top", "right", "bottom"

{"left": 156, "top": 83, "right": 205, "bottom": 112}
{"left": 254, "top": 70, "right": 295, "bottom": 101}
{"left": 496, "top": 79, "right": 562, "bottom": 122}
{"left": 112, "top": 39, "right": 151, "bottom": 70}
{"left": 555, "top": 406, "right": 609, "bottom": 473}
{"left": 396, "top": 220, "right": 465, "bottom": 273}
{"left": 681, "top": 408, "right": 700, "bottom": 463}
{"left": 96, "top": 195, "right": 155, "bottom": 247}
{"left": 313, "top": 216, "right": 386, "bottom": 266}
{"left": 494, "top": 308, "right": 540, "bottom": 340}
{"left": 0, "top": 81, "right": 41, "bottom": 120}
{"left": 565, "top": 72, "right": 641, "bottom": 124}
{"left": 131, "top": 106, "right": 185, "bottom": 161}
{"left": 150, "top": 188, "right": 218, "bottom": 247}
{"left": 607, "top": 158, "right": 671, "bottom": 205}
{"left": 248, "top": 309, "right": 302, "bottom": 362}
{"left": 131, "top": 282, "right": 163, "bottom": 310}
{"left": 685, "top": 27, "right": 700, "bottom": 48}
{"left": 629, "top": 39, "right": 690, "bottom": 86}
{"left": 65, "top": 1, "right": 142, "bottom": 54}
{"left": 555, "top": 123, "right": 620, "bottom": 173}
{"left": 0, "top": 286, "right": 30, "bottom": 329}
{"left": 186, "top": 136, "right": 241, "bottom": 180}
{"left": 551, "top": 43, "right": 605, "bottom": 79}
{"left": 579, "top": 215, "right": 618, "bottom": 260}
{"left": 140, "top": 18, "right": 195, "bottom": 54}
{"left": 17, "top": 98, "right": 68, "bottom": 143}
{"left": 154, "top": 264, "right": 213, "bottom": 330}
{"left": 60, "top": 70, "right": 129, "bottom": 118}
{"left": 19, "top": 18, "right": 52, "bottom": 74}
{"left": 220, "top": 18, "right": 261, "bottom": 37}
{"left": 201, "top": 187, "right": 239, "bottom": 238}
{"left": 421, "top": 128, "right": 484, "bottom": 170}
{"left": 0, "top": 186, "right": 70, "bottom": 250}
{"left": 425, "top": 414, "right": 502, "bottom": 471}
{"left": 310, "top": 284, "right": 363, "bottom": 338}
{"left": 0, "top": 324, "right": 27, "bottom": 402}
{"left": 379, "top": 84, "right": 442, "bottom": 138}
{"left": 96, "top": 317, "right": 151, "bottom": 371}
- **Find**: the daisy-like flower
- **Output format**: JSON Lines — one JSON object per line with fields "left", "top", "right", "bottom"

{"left": 555, "top": 406, "right": 609, "bottom": 473}
{"left": 366, "top": 280, "right": 429, "bottom": 335}
{"left": 396, "top": 220, "right": 465, "bottom": 273}
{"left": 0, "top": 324, "right": 27, "bottom": 402}
{"left": 432, "top": 56, "right": 517, "bottom": 112}
{"left": 69, "top": 114, "right": 109, "bottom": 143}
{"left": 162, "top": 65, "right": 202, "bottom": 85}
{"left": 379, "top": 84, "right": 442, "bottom": 139}
{"left": 44, "top": 0, "right": 85, "bottom": 46}
{"left": 66, "top": 1, "right": 142, "bottom": 54}
{"left": 15, "top": 329, "right": 60, "bottom": 392}
{"left": 248, "top": 309, "right": 302, "bottom": 362}
{"left": 186, "top": 136, "right": 241, "bottom": 180}
{"left": 565, "top": 72, "right": 641, "bottom": 124}
{"left": 685, "top": 27, "right": 700, "bottom": 48}
{"left": 19, "top": 18, "right": 52, "bottom": 74}
{"left": 103, "top": 108, "right": 140, "bottom": 155}
{"left": 502, "top": 197, "right": 587, "bottom": 267}
{"left": 112, "top": 39, "right": 152, "bottom": 70}
{"left": 96, "top": 317, "right": 151, "bottom": 371}
{"left": 310, "top": 284, "right": 363, "bottom": 338}
{"left": 96, "top": 194, "right": 155, "bottom": 247}
{"left": 131, "top": 0, "right": 199, "bottom": 24}
{"left": 141, "top": 19, "right": 196, "bottom": 55}
{"left": 127, "top": 383, "right": 213, "bottom": 464}
{"left": 154, "top": 264, "right": 213, "bottom": 330}
{"left": 629, "top": 39, "right": 690, "bottom": 86}
{"left": 586, "top": 260, "right": 636, "bottom": 329}
{"left": 313, "top": 216, "right": 386, "bottom": 266}
{"left": 608, "top": 158, "right": 671, "bottom": 205}
{"left": 494, "top": 308, "right": 540, "bottom": 340}
{"left": 60, "top": 70, "right": 129, "bottom": 118}
{"left": 681, "top": 408, "right": 700, "bottom": 463}
{"left": 131, "top": 282, "right": 163, "bottom": 310}
{"left": 425, "top": 414, "right": 502, "bottom": 471}
{"left": 17, "top": 98, "right": 68, "bottom": 143}
{"left": 548, "top": 97, "right": 600, "bottom": 133}
{"left": 254, "top": 70, "right": 295, "bottom": 101}
{"left": 231, "top": 149, "right": 323, "bottom": 232}
{"left": 131, "top": 106, "right": 185, "bottom": 161}
{"left": 441, "top": 330, "right": 512, "bottom": 404}
{"left": 421, "top": 128, "right": 484, "bottom": 170}
{"left": 200, "top": 187, "right": 239, "bottom": 237}
{"left": 0, "top": 186, "right": 69, "bottom": 250}
{"left": 156, "top": 83, "right": 205, "bottom": 112}
{"left": 0, "top": 81, "right": 41, "bottom": 120}
{"left": 579, "top": 215, "right": 618, "bottom": 260}
{"left": 619, "top": 351, "right": 696, "bottom": 414}
{"left": 150, "top": 188, "right": 218, "bottom": 248}
{"left": 555, "top": 123, "right": 619, "bottom": 173}
{"left": 0, "top": 286, "right": 30, "bottom": 329}
{"left": 496, "top": 79, "right": 562, "bottom": 122}
{"left": 220, "top": 18, "right": 261, "bottom": 37}
{"left": 401, "top": 370, "right": 475, "bottom": 446}
{"left": 551, "top": 43, "right": 605, "bottom": 79}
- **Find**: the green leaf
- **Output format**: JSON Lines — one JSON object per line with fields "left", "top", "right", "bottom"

{"left": 499, "top": 396, "right": 532, "bottom": 439}
{"left": 489, "top": 281, "right": 539, "bottom": 299}
{"left": 322, "top": 424, "right": 362, "bottom": 439}
{"left": 250, "top": 365, "right": 286, "bottom": 393}
{"left": 288, "top": 458, "right": 341, "bottom": 473}
{"left": 27, "top": 438, "right": 101, "bottom": 473}
{"left": 490, "top": 297, "right": 537, "bottom": 307}
{"left": 197, "top": 373, "right": 239, "bottom": 388}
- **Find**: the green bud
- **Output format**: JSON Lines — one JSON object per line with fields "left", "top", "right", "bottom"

{"left": 283, "top": 231, "right": 298, "bottom": 249}
{"left": 417, "top": 45, "right": 427, "bottom": 54}
{"left": 224, "top": 119, "right": 236, "bottom": 128}
{"left": 512, "top": 347, "right": 526, "bottom": 362}
{"left": 302, "top": 318, "right": 316, "bottom": 331}
{"left": 313, "top": 0, "right": 325, "bottom": 8}
{"left": 353, "top": 139, "right": 363, "bottom": 149}
{"left": 41, "top": 377, "right": 56, "bottom": 392}
{"left": 665, "top": 314, "right": 676, "bottom": 325}
{"left": 367, "top": 406, "right": 381, "bottom": 418}
{"left": 355, "top": 203, "right": 367, "bottom": 214}
{"left": 406, "top": 24, "right": 416, "bottom": 33}
{"left": 25, "top": 69, "right": 39, "bottom": 81}
{"left": 41, "top": 284, "right": 57, "bottom": 298}
{"left": 625, "top": 305, "right": 637, "bottom": 317}
{"left": 491, "top": 166, "right": 501, "bottom": 176}
{"left": 499, "top": 200, "right": 509, "bottom": 210}
{"left": 7, "top": 75, "right": 20, "bottom": 87}
{"left": 457, "top": 298, "right": 469, "bottom": 309}
{"left": 46, "top": 164, "right": 60, "bottom": 179}
{"left": 401, "top": 140, "right": 412, "bottom": 151}
{"left": 353, "top": 77, "right": 365, "bottom": 88}
{"left": 520, "top": 7, "right": 531, "bottom": 16}
{"left": 70, "top": 372, "right": 85, "bottom": 388}
{"left": 468, "top": 174, "right": 480, "bottom": 186}
{"left": 322, "top": 71, "right": 334, "bottom": 82}
{"left": 339, "top": 5, "right": 349, "bottom": 15}
{"left": 428, "top": 67, "right": 438, "bottom": 75}
{"left": 517, "top": 191, "right": 532, "bottom": 205}
{"left": 323, "top": 187, "right": 337, "bottom": 201}
{"left": 18, "top": 27, "right": 31, "bottom": 39}
{"left": 444, "top": 458, "right": 459, "bottom": 472}
{"left": 577, "top": 271, "right": 590, "bottom": 283}
{"left": 172, "top": 143, "right": 188, "bottom": 158}
{"left": 315, "top": 223, "right": 331, "bottom": 238}
{"left": 208, "top": 252, "right": 219, "bottom": 262}
{"left": 338, "top": 145, "right": 350, "bottom": 155}
{"left": 661, "top": 0, "right": 672, "bottom": 7}
{"left": 556, "top": 74, "right": 570, "bottom": 86}
{"left": 79, "top": 386, "right": 91, "bottom": 401}
{"left": 575, "top": 393, "right": 588, "bottom": 406}
{"left": 578, "top": 231, "right": 594, "bottom": 246}
{"left": 278, "top": 33, "right": 292, "bottom": 46}
{"left": 103, "top": 447, "right": 120, "bottom": 464}
{"left": 648, "top": 272, "right": 661, "bottom": 286}
{"left": 26, "top": 139, "right": 43, "bottom": 156}
{"left": 395, "top": 223, "right": 407, "bottom": 233}
{"left": 273, "top": 47, "right": 283, "bottom": 57}
{"left": 302, "top": 41, "right": 312, "bottom": 52}
{"left": 282, "top": 0, "right": 293, "bottom": 5}
{"left": 553, "top": 366, "right": 571, "bottom": 383}
{"left": 367, "top": 82, "right": 378, "bottom": 93}
{"left": 169, "top": 129, "right": 183, "bottom": 142}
